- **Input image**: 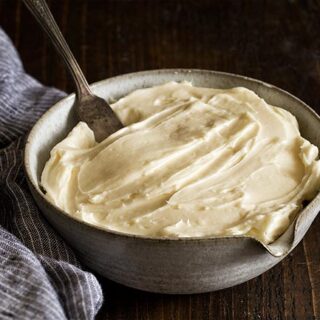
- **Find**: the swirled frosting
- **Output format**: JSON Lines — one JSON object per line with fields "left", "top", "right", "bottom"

{"left": 41, "top": 82, "right": 320, "bottom": 244}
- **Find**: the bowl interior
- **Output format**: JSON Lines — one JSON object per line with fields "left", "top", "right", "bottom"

{"left": 24, "top": 69, "right": 320, "bottom": 257}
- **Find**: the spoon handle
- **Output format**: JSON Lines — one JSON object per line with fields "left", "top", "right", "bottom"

{"left": 22, "top": 0, "right": 92, "bottom": 99}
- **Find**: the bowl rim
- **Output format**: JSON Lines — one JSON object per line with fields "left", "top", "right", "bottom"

{"left": 24, "top": 68, "right": 320, "bottom": 249}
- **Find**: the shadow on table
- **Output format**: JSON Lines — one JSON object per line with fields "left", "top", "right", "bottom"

{"left": 95, "top": 274, "right": 235, "bottom": 320}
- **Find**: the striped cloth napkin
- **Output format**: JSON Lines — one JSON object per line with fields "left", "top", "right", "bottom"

{"left": 0, "top": 28, "right": 103, "bottom": 319}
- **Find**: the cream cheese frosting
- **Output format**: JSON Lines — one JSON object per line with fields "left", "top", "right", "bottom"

{"left": 41, "top": 82, "right": 320, "bottom": 244}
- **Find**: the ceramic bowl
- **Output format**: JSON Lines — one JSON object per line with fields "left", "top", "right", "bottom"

{"left": 24, "top": 69, "right": 320, "bottom": 294}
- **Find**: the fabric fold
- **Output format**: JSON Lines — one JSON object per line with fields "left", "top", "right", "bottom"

{"left": 0, "top": 27, "right": 103, "bottom": 320}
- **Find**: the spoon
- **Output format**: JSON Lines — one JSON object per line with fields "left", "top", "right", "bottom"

{"left": 23, "top": 0, "right": 123, "bottom": 142}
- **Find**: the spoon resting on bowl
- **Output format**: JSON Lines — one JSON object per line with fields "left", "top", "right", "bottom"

{"left": 23, "top": 0, "right": 123, "bottom": 142}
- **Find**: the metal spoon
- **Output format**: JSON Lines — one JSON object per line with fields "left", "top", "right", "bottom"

{"left": 23, "top": 0, "right": 123, "bottom": 142}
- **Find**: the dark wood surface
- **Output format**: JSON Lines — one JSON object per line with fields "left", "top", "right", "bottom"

{"left": 1, "top": 0, "right": 320, "bottom": 319}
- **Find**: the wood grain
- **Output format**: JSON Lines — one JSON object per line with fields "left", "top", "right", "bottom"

{"left": 1, "top": 0, "right": 320, "bottom": 319}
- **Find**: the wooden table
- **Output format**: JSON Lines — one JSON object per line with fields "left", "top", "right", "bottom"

{"left": 1, "top": 0, "right": 320, "bottom": 319}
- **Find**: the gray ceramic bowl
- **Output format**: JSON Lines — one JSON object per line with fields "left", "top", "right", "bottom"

{"left": 24, "top": 69, "right": 320, "bottom": 294}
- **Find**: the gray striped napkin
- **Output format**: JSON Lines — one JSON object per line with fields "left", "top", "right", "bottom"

{"left": 0, "top": 28, "right": 103, "bottom": 319}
